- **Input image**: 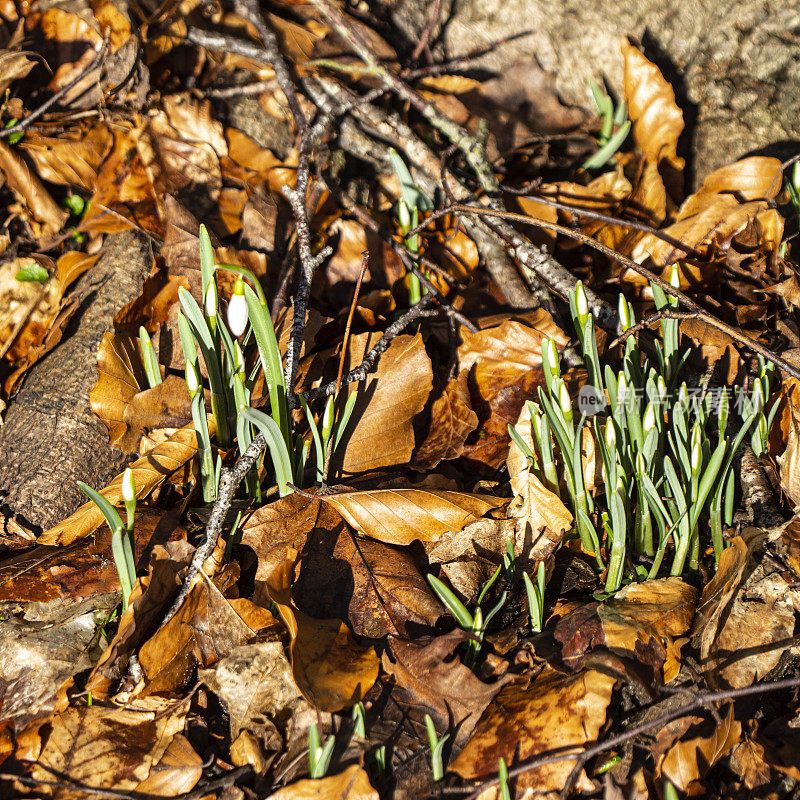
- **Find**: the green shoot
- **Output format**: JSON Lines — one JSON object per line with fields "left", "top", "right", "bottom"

{"left": 424, "top": 714, "right": 449, "bottom": 782}
{"left": 138, "top": 326, "right": 162, "bottom": 388}
{"left": 308, "top": 723, "right": 335, "bottom": 779}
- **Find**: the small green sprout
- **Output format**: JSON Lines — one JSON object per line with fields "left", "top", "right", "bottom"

{"left": 582, "top": 80, "right": 630, "bottom": 170}
{"left": 14, "top": 262, "right": 49, "bottom": 283}
{"left": 63, "top": 194, "right": 85, "bottom": 216}
{"left": 498, "top": 758, "right": 511, "bottom": 800}
{"left": 78, "top": 471, "right": 136, "bottom": 608}
{"left": 427, "top": 573, "right": 507, "bottom": 669}
{"left": 352, "top": 701, "right": 366, "bottom": 738}
{"left": 424, "top": 714, "right": 449, "bottom": 782}
{"left": 138, "top": 326, "right": 162, "bottom": 388}
{"left": 523, "top": 561, "right": 547, "bottom": 633}
{"left": 308, "top": 723, "right": 335, "bottom": 779}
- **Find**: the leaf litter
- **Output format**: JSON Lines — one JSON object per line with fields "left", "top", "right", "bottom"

{"left": 0, "top": 5, "right": 798, "bottom": 800}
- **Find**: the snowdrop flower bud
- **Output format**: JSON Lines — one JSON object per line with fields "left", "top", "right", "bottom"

{"left": 643, "top": 402, "right": 656, "bottom": 434}
{"left": 205, "top": 280, "right": 218, "bottom": 328}
{"left": 751, "top": 380, "right": 764, "bottom": 414}
{"left": 690, "top": 425, "right": 702, "bottom": 471}
{"left": 186, "top": 359, "right": 200, "bottom": 397}
{"left": 618, "top": 293, "right": 633, "bottom": 331}
{"left": 669, "top": 264, "right": 681, "bottom": 290}
{"left": 575, "top": 281, "right": 589, "bottom": 327}
{"left": 122, "top": 467, "right": 135, "bottom": 504}
{"left": 605, "top": 420, "right": 616, "bottom": 452}
{"left": 543, "top": 337, "right": 560, "bottom": 382}
{"left": 227, "top": 279, "right": 248, "bottom": 338}
{"left": 397, "top": 198, "right": 412, "bottom": 232}
{"left": 558, "top": 380, "right": 572, "bottom": 421}
{"left": 618, "top": 372, "right": 629, "bottom": 406}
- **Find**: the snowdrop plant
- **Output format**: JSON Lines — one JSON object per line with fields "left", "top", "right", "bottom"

{"left": 308, "top": 723, "right": 335, "bottom": 779}
{"left": 582, "top": 80, "right": 631, "bottom": 170}
{"left": 424, "top": 714, "right": 449, "bottom": 782}
{"left": 78, "top": 468, "right": 137, "bottom": 608}
{"left": 510, "top": 273, "right": 775, "bottom": 592}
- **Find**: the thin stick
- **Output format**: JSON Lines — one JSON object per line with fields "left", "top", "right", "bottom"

{"left": 609, "top": 309, "right": 699, "bottom": 349}
{"left": 432, "top": 203, "right": 800, "bottom": 381}
{"left": 0, "top": 38, "right": 109, "bottom": 140}
{"left": 410, "top": 0, "right": 442, "bottom": 63}
{"left": 458, "top": 674, "right": 800, "bottom": 800}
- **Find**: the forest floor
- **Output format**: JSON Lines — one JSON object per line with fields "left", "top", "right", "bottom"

{"left": 1, "top": 2, "right": 800, "bottom": 800}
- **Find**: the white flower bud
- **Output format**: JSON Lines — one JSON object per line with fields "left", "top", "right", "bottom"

{"left": 669, "top": 264, "right": 680, "bottom": 289}
{"left": 543, "top": 338, "right": 560, "bottom": 381}
{"left": 643, "top": 403, "right": 656, "bottom": 434}
{"left": 618, "top": 294, "right": 633, "bottom": 331}
{"left": 751, "top": 380, "right": 764, "bottom": 413}
{"left": 186, "top": 359, "right": 200, "bottom": 397}
{"left": 691, "top": 437, "right": 701, "bottom": 472}
{"left": 227, "top": 279, "right": 248, "bottom": 337}
{"left": 122, "top": 468, "right": 135, "bottom": 503}
{"left": 558, "top": 380, "right": 572, "bottom": 417}
{"left": 618, "top": 372, "right": 629, "bottom": 405}
{"left": 605, "top": 421, "right": 616, "bottom": 451}
{"left": 397, "top": 198, "right": 412, "bottom": 232}
{"left": 575, "top": 281, "right": 589, "bottom": 325}
{"left": 205, "top": 280, "right": 218, "bottom": 321}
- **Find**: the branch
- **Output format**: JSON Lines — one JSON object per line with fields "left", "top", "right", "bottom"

{"left": 457, "top": 674, "right": 800, "bottom": 800}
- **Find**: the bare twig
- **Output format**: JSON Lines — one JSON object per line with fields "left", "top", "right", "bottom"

{"left": 457, "top": 674, "right": 800, "bottom": 800}
{"left": 430, "top": 203, "right": 800, "bottom": 379}
{"left": 301, "top": 295, "right": 438, "bottom": 403}
{"left": 609, "top": 309, "right": 700, "bottom": 349}
{"left": 410, "top": 0, "right": 442, "bottom": 63}
{"left": 0, "top": 38, "right": 109, "bottom": 140}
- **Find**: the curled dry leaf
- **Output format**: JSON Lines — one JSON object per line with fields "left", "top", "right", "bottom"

{"left": 693, "top": 533, "right": 797, "bottom": 689}
{"left": 451, "top": 666, "right": 616, "bottom": 795}
{"left": 0, "top": 141, "right": 69, "bottom": 236}
{"left": 658, "top": 705, "right": 742, "bottom": 792}
{"left": 507, "top": 400, "right": 574, "bottom": 537}
{"left": 779, "top": 382, "right": 800, "bottom": 509}
{"left": 266, "top": 558, "right": 379, "bottom": 712}
{"left": 0, "top": 51, "right": 36, "bottom": 95}
{"left": 30, "top": 696, "right": 190, "bottom": 799}
{"left": 320, "top": 489, "right": 505, "bottom": 545}
{"left": 266, "top": 764, "right": 378, "bottom": 800}
{"left": 38, "top": 422, "right": 205, "bottom": 546}
{"left": 133, "top": 734, "right": 202, "bottom": 797}
{"left": 458, "top": 310, "right": 569, "bottom": 470}
{"left": 622, "top": 39, "right": 684, "bottom": 169}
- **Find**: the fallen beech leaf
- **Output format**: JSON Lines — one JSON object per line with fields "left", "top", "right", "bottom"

{"left": 622, "top": 39, "right": 684, "bottom": 169}
{"left": 658, "top": 705, "right": 741, "bottom": 791}
{"left": 0, "top": 594, "right": 116, "bottom": 738}
{"left": 39, "top": 423, "right": 204, "bottom": 546}
{"left": 199, "top": 642, "right": 310, "bottom": 745}
{"left": 133, "top": 734, "right": 202, "bottom": 797}
{"left": 31, "top": 696, "right": 190, "bottom": 797}
{"left": 89, "top": 331, "right": 146, "bottom": 451}
{"left": 336, "top": 332, "right": 433, "bottom": 474}
{"left": 295, "top": 530, "right": 444, "bottom": 638}
{"left": 412, "top": 371, "right": 479, "bottom": 470}
{"left": 0, "top": 51, "right": 36, "bottom": 95}
{"left": 0, "top": 141, "right": 69, "bottom": 236}
{"left": 458, "top": 310, "right": 568, "bottom": 470}
{"left": 20, "top": 125, "right": 113, "bottom": 190}
{"left": 267, "top": 559, "right": 379, "bottom": 712}
{"left": 382, "top": 630, "right": 507, "bottom": 745}
{"left": 320, "top": 489, "right": 504, "bottom": 545}
{"left": 693, "top": 533, "right": 796, "bottom": 688}
{"left": 779, "top": 394, "right": 800, "bottom": 509}
{"left": 266, "top": 764, "right": 378, "bottom": 800}
{"left": 451, "top": 666, "right": 616, "bottom": 794}
{"left": 507, "top": 401, "right": 573, "bottom": 537}
{"left": 598, "top": 577, "right": 698, "bottom": 682}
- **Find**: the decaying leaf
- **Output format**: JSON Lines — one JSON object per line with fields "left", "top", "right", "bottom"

{"left": 451, "top": 666, "right": 616, "bottom": 794}
{"left": 266, "top": 765, "right": 378, "bottom": 800}
{"left": 658, "top": 705, "right": 742, "bottom": 791}
{"left": 266, "top": 559, "right": 379, "bottom": 712}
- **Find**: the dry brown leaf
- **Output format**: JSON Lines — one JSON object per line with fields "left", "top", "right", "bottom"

{"left": 507, "top": 401, "right": 574, "bottom": 537}
{"left": 20, "top": 125, "right": 113, "bottom": 190}
{"left": 598, "top": 577, "right": 698, "bottom": 682}
{"left": 693, "top": 533, "right": 797, "bottom": 689}
{"left": 382, "top": 630, "right": 507, "bottom": 745}
{"left": 267, "top": 559, "right": 379, "bottom": 712}
{"left": 320, "top": 489, "right": 504, "bottom": 545}
{"left": 658, "top": 705, "right": 741, "bottom": 791}
{"left": 133, "top": 734, "right": 202, "bottom": 797}
{"left": 295, "top": 531, "right": 444, "bottom": 638}
{"left": 779, "top": 390, "right": 800, "bottom": 509}
{"left": 0, "top": 141, "right": 69, "bottom": 236}
{"left": 38, "top": 423, "right": 203, "bottom": 545}
{"left": 0, "top": 51, "right": 36, "bottom": 95}
{"left": 412, "top": 372, "right": 479, "bottom": 470}
{"left": 31, "top": 697, "right": 189, "bottom": 799}
{"left": 0, "top": 256, "right": 61, "bottom": 363}
{"left": 622, "top": 39, "right": 684, "bottom": 169}
{"left": 336, "top": 332, "right": 433, "bottom": 474}
{"left": 451, "top": 666, "right": 616, "bottom": 794}
{"left": 266, "top": 765, "right": 378, "bottom": 800}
